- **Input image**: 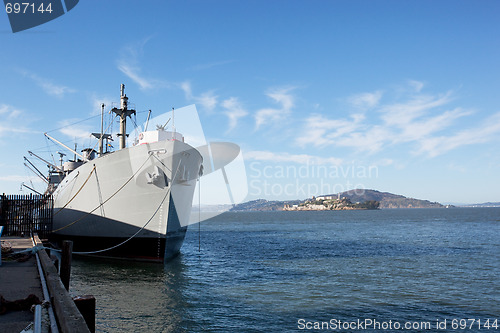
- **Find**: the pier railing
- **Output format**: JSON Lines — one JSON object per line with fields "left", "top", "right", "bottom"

{"left": 0, "top": 193, "right": 53, "bottom": 239}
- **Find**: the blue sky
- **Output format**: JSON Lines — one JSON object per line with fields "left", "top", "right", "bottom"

{"left": 1, "top": 0, "right": 499, "bottom": 204}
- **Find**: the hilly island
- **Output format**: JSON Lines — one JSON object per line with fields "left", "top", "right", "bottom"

{"left": 231, "top": 189, "right": 445, "bottom": 211}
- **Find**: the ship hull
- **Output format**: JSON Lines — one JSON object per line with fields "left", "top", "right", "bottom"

{"left": 50, "top": 223, "right": 187, "bottom": 262}
{"left": 50, "top": 139, "right": 202, "bottom": 262}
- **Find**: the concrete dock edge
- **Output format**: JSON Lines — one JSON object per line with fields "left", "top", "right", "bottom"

{"left": 33, "top": 235, "right": 91, "bottom": 333}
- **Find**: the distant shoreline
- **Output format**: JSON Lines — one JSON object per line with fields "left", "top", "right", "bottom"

{"left": 225, "top": 205, "right": 500, "bottom": 213}
{"left": 230, "top": 189, "right": 446, "bottom": 212}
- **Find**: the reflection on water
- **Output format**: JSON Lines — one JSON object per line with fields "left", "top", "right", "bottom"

{"left": 71, "top": 257, "right": 189, "bottom": 332}
{"left": 71, "top": 208, "right": 500, "bottom": 332}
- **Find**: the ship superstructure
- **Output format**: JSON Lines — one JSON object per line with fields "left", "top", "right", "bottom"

{"left": 43, "top": 85, "right": 202, "bottom": 261}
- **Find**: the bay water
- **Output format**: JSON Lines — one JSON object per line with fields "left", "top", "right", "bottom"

{"left": 71, "top": 208, "right": 500, "bottom": 332}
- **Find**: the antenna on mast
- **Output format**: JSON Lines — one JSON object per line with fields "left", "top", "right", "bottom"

{"left": 172, "top": 107, "right": 175, "bottom": 133}
{"left": 145, "top": 110, "right": 152, "bottom": 132}
{"left": 172, "top": 107, "right": 176, "bottom": 141}
{"left": 110, "top": 84, "right": 136, "bottom": 149}
{"left": 99, "top": 103, "right": 105, "bottom": 155}
{"left": 57, "top": 152, "right": 66, "bottom": 166}
{"left": 91, "top": 103, "right": 113, "bottom": 155}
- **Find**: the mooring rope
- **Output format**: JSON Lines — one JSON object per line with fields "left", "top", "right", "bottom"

{"left": 8, "top": 156, "right": 185, "bottom": 257}
{"left": 73, "top": 159, "right": 182, "bottom": 255}
{"left": 51, "top": 154, "right": 152, "bottom": 232}
{"left": 198, "top": 176, "right": 201, "bottom": 252}
{"left": 53, "top": 166, "right": 96, "bottom": 217}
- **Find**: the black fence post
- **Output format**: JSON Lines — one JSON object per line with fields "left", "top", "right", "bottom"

{"left": 0, "top": 194, "right": 53, "bottom": 238}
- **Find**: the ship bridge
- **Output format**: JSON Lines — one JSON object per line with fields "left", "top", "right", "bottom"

{"left": 136, "top": 130, "right": 184, "bottom": 145}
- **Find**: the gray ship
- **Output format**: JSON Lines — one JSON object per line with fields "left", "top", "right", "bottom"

{"left": 43, "top": 85, "right": 203, "bottom": 262}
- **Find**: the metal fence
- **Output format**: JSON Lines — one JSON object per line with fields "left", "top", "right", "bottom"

{"left": 0, "top": 193, "right": 53, "bottom": 239}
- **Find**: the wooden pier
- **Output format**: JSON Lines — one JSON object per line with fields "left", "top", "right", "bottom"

{"left": 1, "top": 235, "right": 92, "bottom": 332}
{"left": 1, "top": 194, "right": 93, "bottom": 332}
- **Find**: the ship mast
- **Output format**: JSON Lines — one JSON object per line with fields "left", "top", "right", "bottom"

{"left": 111, "top": 84, "right": 136, "bottom": 149}
{"left": 91, "top": 104, "right": 112, "bottom": 156}
{"left": 99, "top": 103, "right": 104, "bottom": 155}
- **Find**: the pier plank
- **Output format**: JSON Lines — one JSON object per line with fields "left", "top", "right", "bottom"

{"left": 0, "top": 237, "right": 43, "bottom": 332}
{"left": 34, "top": 236, "right": 91, "bottom": 333}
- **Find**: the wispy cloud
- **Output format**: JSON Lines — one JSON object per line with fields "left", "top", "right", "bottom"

{"left": 19, "top": 70, "right": 75, "bottom": 98}
{"left": 394, "top": 108, "right": 472, "bottom": 143}
{"left": 348, "top": 91, "right": 383, "bottom": 109}
{"left": 408, "top": 80, "right": 425, "bottom": 92}
{"left": 180, "top": 81, "right": 192, "bottom": 98}
{"left": 255, "top": 108, "right": 286, "bottom": 130}
{"left": 255, "top": 87, "right": 296, "bottom": 130}
{"left": 379, "top": 91, "right": 453, "bottom": 127}
{"left": 88, "top": 93, "right": 116, "bottom": 116}
{"left": 56, "top": 119, "right": 92, "bottom": 140}
{"left": 295, "top": 113, "right": 387, "bottom": 153}
{"left": 0, "top": 124, "right": 33, "bottom": 136}
{"left": 416, "top": 112, "right": 500, "bottom": 157}
{"left": 0, "top": 104, "right": 22, "bottom": 118}
{"left": 180, "top": 81, "right": 218, "bottom": 111}
{"left": 117, "top": 62, "right": 155, "bottom": 90}
{"left": 117, "top": 37, "right": 168, "bottom": 91}
{"left": 295, "top": 83, "right": 499, "bottom": 157}
{"left": 59, "top": 126, "right": 91, "bottom": 139}
{"left": 0, "top": 104, "right": 33, "bottom": 137}
{"left": 245, "top": 150, "right": 342, "bottom": 165}
{"left": 221, "top": 97, "right": 248, "bottom": 132}
{"left": 196, "top": 91, "right": 218, "bottom": 111}
{"left": 267, "top": 88, "right": 295, "bottom": 110}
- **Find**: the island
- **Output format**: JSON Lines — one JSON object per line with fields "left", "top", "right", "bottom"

{"left": 230, "top": 189, "right": 445, "bottom": 211}
{"left": 283, "top": 195, "right": 379, "bottom": 211}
